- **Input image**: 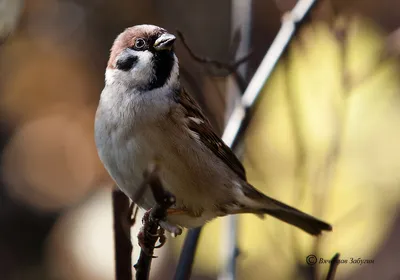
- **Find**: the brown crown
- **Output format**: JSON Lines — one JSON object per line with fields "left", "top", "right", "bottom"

{"left": 107, "top": 25, "right": 167, "bottom": 69}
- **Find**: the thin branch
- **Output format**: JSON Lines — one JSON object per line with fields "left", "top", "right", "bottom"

{"left": 113, "top": 173, "right": 156, "bottom": 279}
{"left": 113, "top": 164, "right": 173, "bottom": 280}
{"left": 325, "top": 253, "right": 340, "bottom": 280}
{"left": 134, "top": 168, "right": 176, "bottom": 280}
{"left": 173, "top": 228, "right": 202, "bottom": 280}
{"left": 222, "top": 0, "right": 320, "bottom": 148}
{"left": 112, "top": 190, "right": 133, "bottom": 280}
{"left": 174, "top": 1, "right": 320, "bottom": 279}
{"left": 176, "top": 30, "right": 252, "bottom": 92}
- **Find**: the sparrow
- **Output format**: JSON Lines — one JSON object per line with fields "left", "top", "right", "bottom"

{"left": 94, "top": 24, "right": 332, "bottom": 236}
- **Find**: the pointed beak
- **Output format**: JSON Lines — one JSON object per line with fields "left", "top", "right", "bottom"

{"left": 153, "top": 33, "right": 176, "bottom": 51}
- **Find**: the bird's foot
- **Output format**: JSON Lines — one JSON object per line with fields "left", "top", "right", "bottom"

{"left": 137, "top": 230, "right": 158, "bottom": 257}
{"left": 137, "top": 209, "right": 169, "bottom": 256}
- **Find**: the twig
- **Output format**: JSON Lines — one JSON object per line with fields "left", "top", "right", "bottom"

{"left": 173, "top": 228, "right": 202, "bottom": 280}
{"left": 177, "top": 31, "right": 252, "bottom": 72}
{"left": 113, "top": 164, "right": 172, "bottom": 280}
{"left": 222, "top": 0, "right": 320, "bottom": 148}
{"left": 112, "top": 190, "right": 133, "bottom": 280}
{"left": 134, "top": 168, "right": 176, "bottom": 280}
{"left": 174, "top": 1, "right": 320, "bottom": 279}
{"left": 325, "top": 253, "right": 340, "bottom": 280}
{"left": 176, "top": 30, "right": 252, "bottom": 92}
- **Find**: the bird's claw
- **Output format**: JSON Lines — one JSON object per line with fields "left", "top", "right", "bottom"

{"left": 154, "top": 228, "right": 166, "bottom": 248}
{"left": 137, "top": 209, "right": 168, "bottom": 256}
{"left": 137, "top": 230, "right": 153, "bottom": 256}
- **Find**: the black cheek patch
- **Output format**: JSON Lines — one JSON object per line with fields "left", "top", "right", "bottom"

{"left": 116, "top": 52, "right": 138, "bottom": 71}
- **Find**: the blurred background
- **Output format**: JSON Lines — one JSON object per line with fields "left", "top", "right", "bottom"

{"left": 0, "top": 0, "right": 400, "bottom": 279}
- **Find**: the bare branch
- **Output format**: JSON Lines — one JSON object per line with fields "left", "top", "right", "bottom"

{"left": 173, "top": 228, "right": 201, "bottom": 280}
{"left": 113, "top": 164, "right": 172, "bottom": 280}
{"left": 112, "top": 190, "right": 133, "bottom": 280}
{"left": 176, "top": 30, "right": 252, "bottom": 92}
{"left": 134, "top": 167, "right": 176, "bottom": 280}
{"left": 325, "top": 253, "right": 341, "bottom": 280}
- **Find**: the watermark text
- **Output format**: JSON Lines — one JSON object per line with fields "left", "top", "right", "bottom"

{"left": 306, "top": 255, "right": 374, "bottom": 266}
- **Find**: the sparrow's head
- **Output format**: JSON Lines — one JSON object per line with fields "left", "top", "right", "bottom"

{"left": 106, "top": 24, "right": 178, "bottom": 91}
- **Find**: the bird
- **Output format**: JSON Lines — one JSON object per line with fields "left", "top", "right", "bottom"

{"left": 94, "top": 24, "right": 332, "bottom": 236}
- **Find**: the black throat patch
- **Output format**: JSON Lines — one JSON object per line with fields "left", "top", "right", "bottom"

{"left": 147, "top": 50, "right": 175, "bottom": 90}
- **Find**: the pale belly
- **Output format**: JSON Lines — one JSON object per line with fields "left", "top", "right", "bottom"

{"left": 95, "top": 117, "right": 236, "bottom": 228}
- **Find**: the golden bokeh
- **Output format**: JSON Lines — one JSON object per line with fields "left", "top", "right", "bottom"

{"left": 173, "top": 17, "right": 400, "bottom": 280}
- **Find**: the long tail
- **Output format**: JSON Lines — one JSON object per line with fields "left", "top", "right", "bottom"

{"left": 241, "top": 184, "right": 332, "bottom": 236}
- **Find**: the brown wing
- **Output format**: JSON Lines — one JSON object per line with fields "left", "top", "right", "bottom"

{"left": 173, "top": 87, "right": 247, "bottom": 181}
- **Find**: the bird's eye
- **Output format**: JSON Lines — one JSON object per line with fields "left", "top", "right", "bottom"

{"left": 134, "top": 38, "right": 146, "bottom": 49}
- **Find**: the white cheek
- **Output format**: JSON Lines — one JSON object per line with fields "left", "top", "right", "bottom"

{"left": 105, "top": 49, "right": 154, "bottom": 87}
{"left": 129, "top": 50, "right": 154, "bottom": 85}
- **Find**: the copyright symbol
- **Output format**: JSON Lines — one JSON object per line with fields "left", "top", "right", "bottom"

{"left": 306, "top": 255, "right": 317, "bottom": 266}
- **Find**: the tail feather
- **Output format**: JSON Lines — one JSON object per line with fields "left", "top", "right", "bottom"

{"left": 242, "top": 185, "right": 332, "bottom": 236}
{"left": 261, "top": 199, "right": 332, "bottom": 235}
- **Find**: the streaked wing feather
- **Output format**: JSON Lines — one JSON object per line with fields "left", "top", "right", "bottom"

{"left": 173, "top": 87, "right": 247, "bottom": 181}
